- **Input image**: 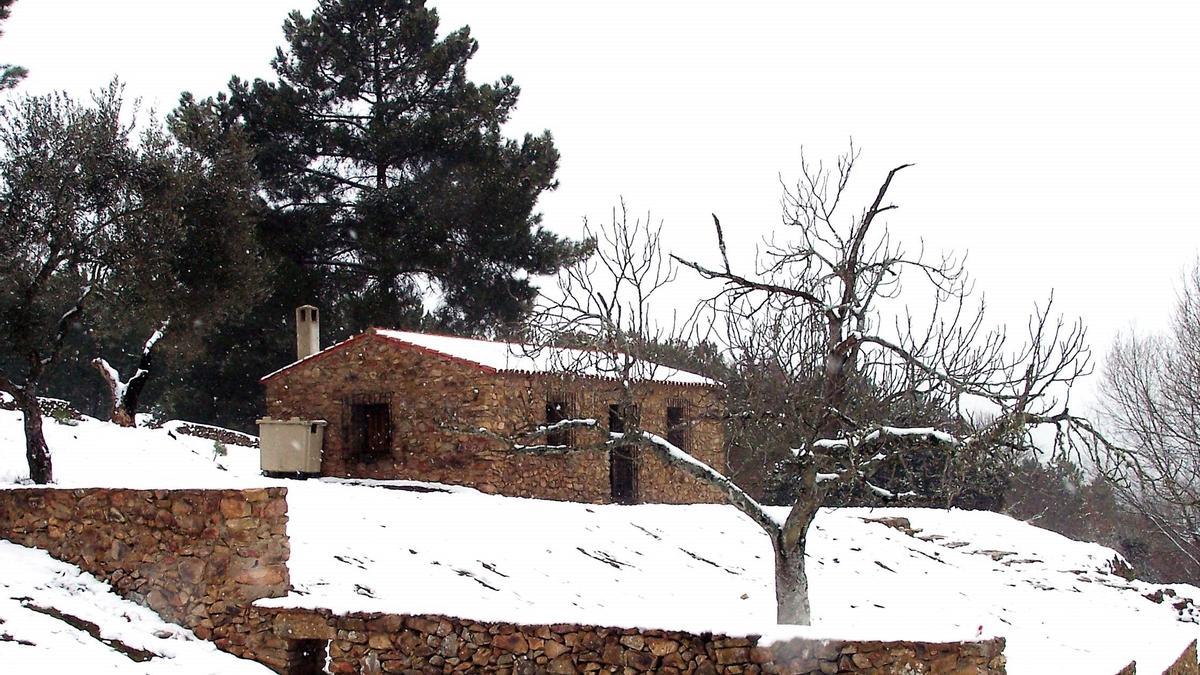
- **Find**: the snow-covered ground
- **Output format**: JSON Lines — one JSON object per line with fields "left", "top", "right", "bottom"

{"left": 275, "top": 481, "right": 1200, "bottom": 674}
{"left": 0, "top": 408, "right": 261, "bottom": 488}
{"left": 2, "top": 405, "right": 1199, "bottom": 673}
{"left": 0, "top": 540, "right": 270, "bottom": 673}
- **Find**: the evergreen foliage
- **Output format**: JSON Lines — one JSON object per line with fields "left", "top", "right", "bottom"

{"left": 233, "top": 0, "right": 588, "bottom": 329}
{"left": 87, "top": 99, "right": 266, "bottom": 426}
{"left": 0, "top": 0, "right": 26, "bottom": 90}
{"left": 172, "top": 0, "right": 588, "bottom": 428}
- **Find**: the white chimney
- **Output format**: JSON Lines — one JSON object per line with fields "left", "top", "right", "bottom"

{"left": 296, "top": 305, "right": 320, "bottom": 360}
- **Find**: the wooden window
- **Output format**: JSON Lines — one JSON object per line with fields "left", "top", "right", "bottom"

{"left": 666, "top": 399, "right": 690, "bottom": 450}
{"left": 607, "top": 403, "right": 639, "bottom": 433}
{"left": 345, "top": 394, "right": 392, "bottom": 460}
{"left": 545, "top": 397, "right": 573, "bottom": 447}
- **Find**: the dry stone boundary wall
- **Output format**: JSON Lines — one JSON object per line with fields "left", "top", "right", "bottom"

{"left": 0, "top": 487, "right": 292, "bottom": 668}
{"left": 269, "top": 608, "right": 1008, "bottom": 674}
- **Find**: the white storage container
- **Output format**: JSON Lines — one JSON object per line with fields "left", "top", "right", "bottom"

{"left": 257, "top": 417, "right": 326, "bottom": 475}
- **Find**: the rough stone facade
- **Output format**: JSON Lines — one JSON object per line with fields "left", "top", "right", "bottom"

{"left": 0, "top": 487, "right": 292, "bottom": 668}
{"left": 267, "top": 609, "right": 1007, "bottom": 674}
{"left": 262, "top": 331, "right": 727, "bottom": 503}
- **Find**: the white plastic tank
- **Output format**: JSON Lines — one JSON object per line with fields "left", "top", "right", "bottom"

{"left": 257, "top": 417, "right": 326, "bottom": 476}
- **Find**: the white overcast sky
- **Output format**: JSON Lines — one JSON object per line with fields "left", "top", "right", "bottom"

{"left": 5, "top": 0, "right": 1200, "bottom": 406}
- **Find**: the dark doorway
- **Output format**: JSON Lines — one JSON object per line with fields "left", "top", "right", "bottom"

{"left": 610, "top": 445, "right": 636, "bottom": 504}
{"left": 287, "top": 639, "right": 326, "bottom": 675}
{"left": 666, "top": 403, "right": 688, "bottom": 450}
{"left": 608, "top": 403, "right": 638, "bottom": 504}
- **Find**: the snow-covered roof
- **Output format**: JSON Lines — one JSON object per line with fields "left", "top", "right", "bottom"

{"left": 262, "top": 328, "right": 719, "bottom": 387}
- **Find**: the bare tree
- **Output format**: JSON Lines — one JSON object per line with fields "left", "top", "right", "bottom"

{"left": 480, "top": 151, "right": 1092, "bottom": 625}
{"left": 1094, "top": 263, "right": 1200, "bottom": 575}
{"left": 524, "top": 203, "right": 690, "bottom": 383}
{"left": 465, "top": 205, "right": 750, "bottom": 509}
{"left": 667, "top": 148, "right": 1092, "bottom": 624}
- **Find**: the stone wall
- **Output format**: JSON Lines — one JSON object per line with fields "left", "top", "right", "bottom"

{"left": 0, "top": 487, "right": 292, "bottom": 668}
{"left": 263, "top": 331, "right": 727, "bottom": 504}
{"left": 1164, "top": 641, "right": 1199, "bottom": 675}
{"left": 267, "top": 609, "right": 1007, "bottom": 674}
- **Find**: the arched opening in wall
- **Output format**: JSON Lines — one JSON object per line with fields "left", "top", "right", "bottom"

{"left": 286, "top": 638, "right": 327, "bottom": 675}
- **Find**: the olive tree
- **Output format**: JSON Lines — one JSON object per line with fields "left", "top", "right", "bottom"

{"left": 0, "top": 86, "right": 257, "bottom": 480}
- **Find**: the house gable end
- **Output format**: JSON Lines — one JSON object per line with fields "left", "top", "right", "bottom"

{"left": 260, "top": 329, "right": 499, "bottom": 385}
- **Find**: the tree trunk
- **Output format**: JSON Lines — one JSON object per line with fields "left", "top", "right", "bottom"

{"left": 112, "top": 368, "right": 150, "bottom": 428}
{"left": 92, "top": 323, "right": 165, "bottom": 427}
{"left": 92, "top": 358, "right": 135, "bottom": 427}
{"left": 775, "top": 499, "right": 819, "bottom": 625}
{"left": 16, "top": 392, "right": 52, "bottom": 484}
{"left": 110, "top": 400, "right": 135, "bottom": 427}
{"left": 774, "top": 542, "right": 811, "bottom": 624}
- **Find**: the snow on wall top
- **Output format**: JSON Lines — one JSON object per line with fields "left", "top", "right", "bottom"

{"left": 262, "top": 328, "right": 719, "bottom": 387}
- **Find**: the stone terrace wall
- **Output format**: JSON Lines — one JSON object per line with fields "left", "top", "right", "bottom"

{"left": 268, "top": 609, "right": 1007, "bottom": 674}
{"left": 0, "top": 487, "right": 292, "bottom": 668}
{"left": 1165, "top": 641, "right": 1199, "bottom": 675}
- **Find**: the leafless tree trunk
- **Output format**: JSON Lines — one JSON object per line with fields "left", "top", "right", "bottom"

{"left": 92, "top": 320, "right": 169, "bottom": 427}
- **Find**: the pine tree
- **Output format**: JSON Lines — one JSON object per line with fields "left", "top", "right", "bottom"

{"left": 227, "top": 0, "right": 588, "bottom": 334}
{"left": 166, "top": 0, "right": 589, "bottom": 430}
{"left": 0, "top": 0, "right": 27, "bottom": 90}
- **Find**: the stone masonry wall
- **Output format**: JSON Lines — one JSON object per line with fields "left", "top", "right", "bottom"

{"left": 1165, "top": 641, "right": 1200, "bottom": 675}
{"left": 0, "top": 487, "right": 292, "bottom": 668}
{"left": 268, "top": 609, "right": 1007, "bottom": 674}
{"left": 263, "top": 332, "right": 726, "bottom": 504}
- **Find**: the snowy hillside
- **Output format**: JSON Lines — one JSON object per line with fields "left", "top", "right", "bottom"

{"left": 274, "top": 481, "right": 1200, "bottom": 674}
{"left": 1, "top": 405, "right": 1199, "bottom": 673}
{"left": 0, "top": 540, "right": 270, "bottom": 674}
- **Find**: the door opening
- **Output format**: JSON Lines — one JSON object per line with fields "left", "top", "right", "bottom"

{"left": 608, "top": 403, "right": 638, "bottom": 504}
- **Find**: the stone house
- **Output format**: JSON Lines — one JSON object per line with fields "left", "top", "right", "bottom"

{"left": 260, "top": 307, "right": 726, "bottom": 504}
